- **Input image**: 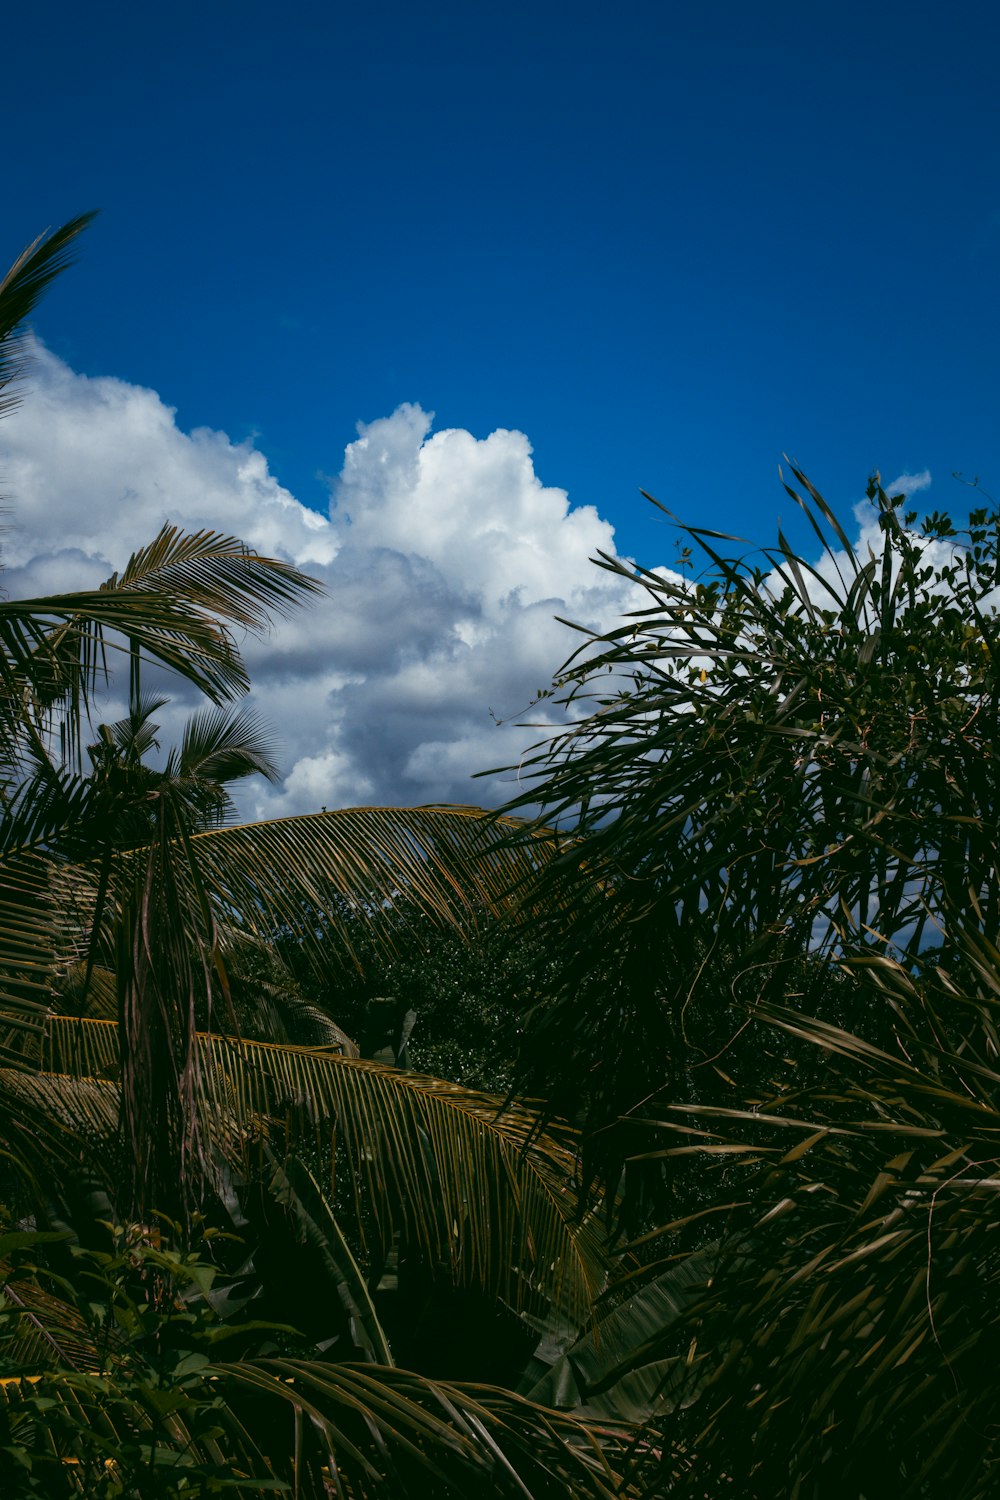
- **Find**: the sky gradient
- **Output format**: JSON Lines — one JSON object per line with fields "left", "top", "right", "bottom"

{"left": 2, "top": 1, "right": 997, "bottom": 809}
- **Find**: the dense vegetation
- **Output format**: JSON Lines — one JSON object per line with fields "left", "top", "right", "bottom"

{"left": 1, "top": 219, "right": 998, "bottom": 1497}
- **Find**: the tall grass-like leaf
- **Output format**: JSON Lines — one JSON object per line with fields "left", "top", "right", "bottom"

{"left": 487, "top": 474, "right": 1000, "bottom": 1194}
{"left": 587, "top": 923, "right": 1000, "bottom": 1498}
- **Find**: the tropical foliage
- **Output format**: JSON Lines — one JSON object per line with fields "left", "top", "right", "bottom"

{"left": 0, "top": 221, "right": 625, "bottom": 1496}
{"left": 493, "top": 474, "right": 1000, "bottom": 1496}
{"left": 281, "top": 901, "right": 559, "bottom": 1091}
{"left": 5, "top": 214, "right": 1000, "bottom": 1499}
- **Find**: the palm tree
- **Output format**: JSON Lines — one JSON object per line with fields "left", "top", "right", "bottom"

{"left": 1, "top": 706, "right": 622, "bottom": 1497}
{"left": 0, "top": 219, "right": 631, "bottom": 1497}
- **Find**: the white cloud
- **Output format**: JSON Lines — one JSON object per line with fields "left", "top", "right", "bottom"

{"left": 885, "top": 469, "right": 932, "bottom": 498}
{"left": 0, "top": 347, "right": 338, "bottom": 575}
{"left": 4, "top": 349, "right": 959, "bottom": 824}
{"left": 0, "top": 343, "right": 640, "bottom": 816}
{"left": 777, "top": 470, "right": 1000, "bottom": 636}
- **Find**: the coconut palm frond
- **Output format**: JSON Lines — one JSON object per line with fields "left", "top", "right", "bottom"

{"left": 0, "top": 804, "right": 557, "bottom": 1217}
{"left": 0, "top": 857, "right": 120, "bottom": 1070}
{"left": 2, "top": 803, "right": 555, "bottom": 1210}
{"left": 193, "top": 804, "right": 559, "bottom": 965}
{"left": 214, "top": 1358, "right": 631, "bottom": 1499}
{"left": 0, "top": 856, "right": 60, "bottom": 1062}
{"left": 0, "top": 1068, "right": 120, "bottom": 1225}
{"left": 1, "top": 1066, "right": 118, "bottom": 1140}
{"left": 0, "top": 1260, "right": 102, "bottom": 1374}
{"left": 0, "top": 585, "right": 237, "bottom": 716}
{"left": 0, "top": 533, "right": 320, "bottom": 752}
{"left": 142, "top": 703, "right": 285, "bottom": 833}
{"left": 175, "top": 703, "right": 282, "bottom": 791}
{"left": 106, "top": 523, "right": 322, "bottom": 635}
{"left": 0, "top": 214, "right": 96, "bottom": 418}
{"left": 38, "top": 1016, "right": 607, "bottom": 1324}
{"left": 0, "top": 1352, "right": 630, "bottom": 1499}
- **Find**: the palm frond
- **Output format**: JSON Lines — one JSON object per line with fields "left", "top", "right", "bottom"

{"left": 38, "top": 1016, "right": 608, "bottom": 1325}
{"left": 0, "top": 1257, "right": 100, "bottom": 1374}
{"left": 101, "top": 690, "right": 168, "bottom": 762}
{"left": 0, "top": 214, "right": 96, "bottom": 419}
{"left": 214, "top": 1357, "right": 632, "bottom": 1498}
{"left": 0, "top": 542, "right": 318, "bottom": 739}
{"left": 0, "top": 802, "right": 552, "bottom": 1214}
{"left": 175, "top": 703, "right": 282, "bottom": 790}
{"left": 0, "top": 856, "right": 59, "bottom": 1061}
{"left": 0, "top": 1069, "right": 119, "bottom": 1211}
{"left": 192, "top": 804, "right": 560, "bottom": 966}
{"left": 148, "top": 703, "right": 285, "bottom": 832}
{"left": 105, "top": 523, "right": 322, "bottom": 633}
{"left": 0, "top": 1353, "right": 631, "bottom": 1498}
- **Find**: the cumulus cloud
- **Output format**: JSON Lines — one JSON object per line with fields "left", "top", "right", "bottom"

{"left": 0, "top": 344, "right": 641, "bottom": 815}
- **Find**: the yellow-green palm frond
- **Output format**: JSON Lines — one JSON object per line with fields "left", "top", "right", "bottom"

{"left": 0, "top": 856, "right": 60, "bottom": 1062}
{"left": 0, "top": 1354, "right": 631, "bottom": 1498}
{"left": 1, "top": 804, "right": 558, "bottom": 1220}
{"left": 0, "top": 806, "right": 555, "bottom": 1062}
{"left": 0, "top": 1067, "right": 118, "bottom": 1158}
{"left": 192, "top": 804, "right": 559, "bottom": 965}
{"left": 39, "top": 1016, "right": 607, "bottom": 1325}
{"left": 214, "top": 1357, "right": 632, "bottom": 1498}
{"left": 0, "top": 1259, "right": 102, "bottom": 1375}
{"left": 0, "top": 858, "right": 117, "bottom": 1066}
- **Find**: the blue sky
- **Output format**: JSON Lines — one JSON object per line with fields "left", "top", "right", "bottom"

{"left": 8, "top": 1, "right": 999, "bottom": 560}
{"left": 1, "top": 2, "right": 998, "bottom": 812}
